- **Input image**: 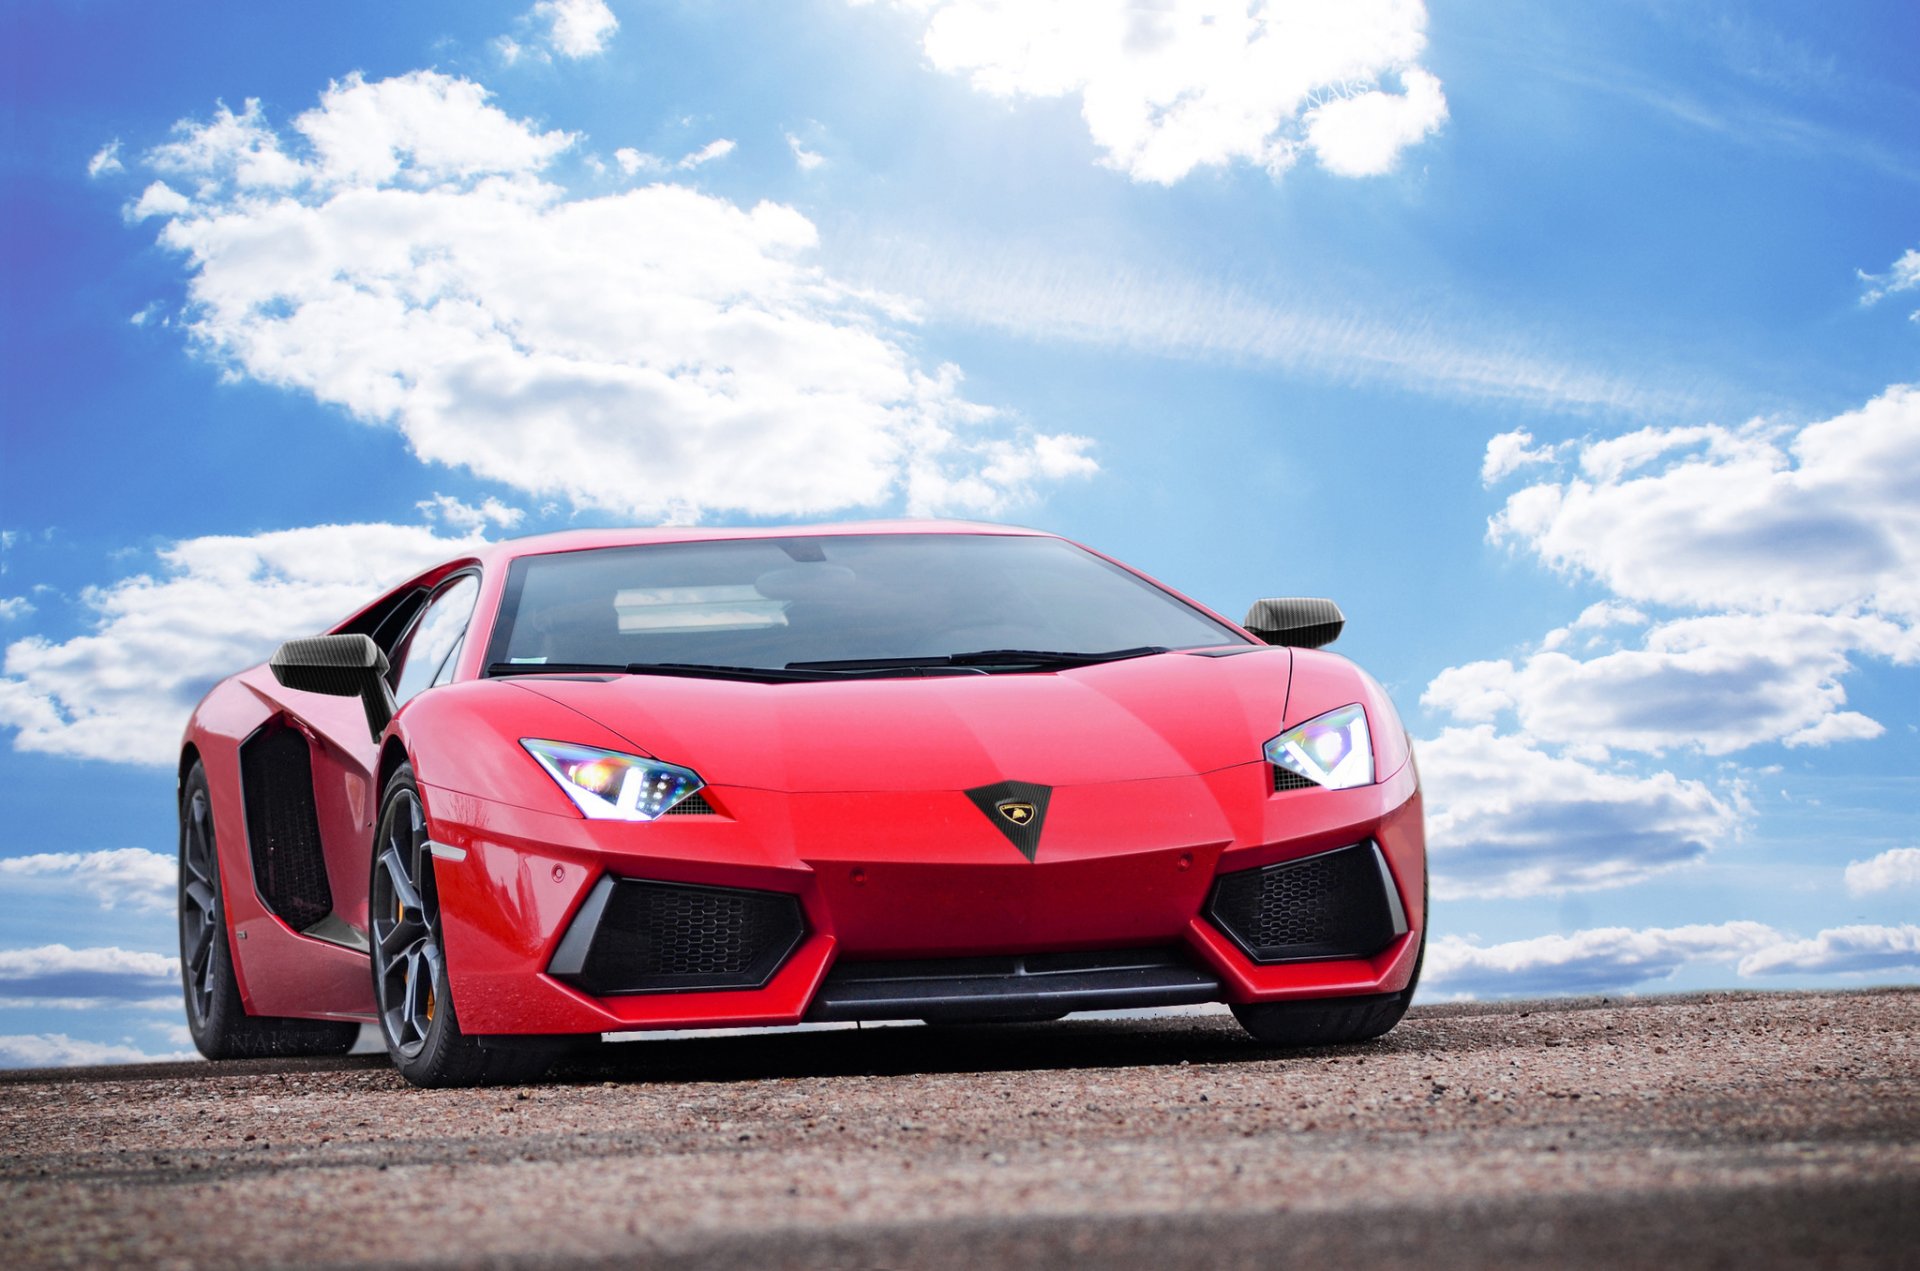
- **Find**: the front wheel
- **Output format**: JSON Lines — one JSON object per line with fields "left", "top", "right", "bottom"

{"left": 1233, "top": 918, "right": 1425, "bottom": 1049}
{"left": 369, "top": 765, "right": 555, "bottom": 1087}
{"left": 1230, "top": 989, "right": 1412, "bottom": 1047}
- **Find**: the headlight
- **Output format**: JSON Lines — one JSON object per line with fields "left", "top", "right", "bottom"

{"left": 521, "top": 739, "right": 705, "bottom": 821}
{"left": 1263, "top": 704, "right": 1373, "bottom": 790}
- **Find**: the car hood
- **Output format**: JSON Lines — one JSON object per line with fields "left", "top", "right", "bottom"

{"left": 508, "top": 649, "right": 1293, "bottom": 792}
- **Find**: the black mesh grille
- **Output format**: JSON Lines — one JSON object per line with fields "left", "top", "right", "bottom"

{"left": 563, "top": 879, "right": 804, "bottom": 995}
{"left": 1208, "top": 843, "right": 1400, "bottom": 963}
{"left": 237, "top": 724, "right": 333, "bottom": 931}
{"left": 659, "top": 790, "right": 716, "bottom": 816}
{"left": 1271, "top": 766, "right": 1318, "bottom": 792}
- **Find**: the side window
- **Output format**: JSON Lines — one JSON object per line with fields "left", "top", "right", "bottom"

{"left": 392, "top": 575, "right": 480, "bottom": 707}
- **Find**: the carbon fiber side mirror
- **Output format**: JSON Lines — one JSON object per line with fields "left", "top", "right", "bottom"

{"left": 1243, "top": 598, "right": 1344, "bottom": 648}
{"left": 270, "top": 633, "right": 397, "bottom": 741}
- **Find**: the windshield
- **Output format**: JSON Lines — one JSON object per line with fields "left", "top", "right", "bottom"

{"left": 482, "top": 534, "right": 1247, "bottom": 674}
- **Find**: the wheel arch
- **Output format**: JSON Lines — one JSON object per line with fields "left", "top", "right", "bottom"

{"left": 377, "top": 735, "right": 412, "bottom": 802}
{"left": 178, "top": 741, "right": 204, "bottom": 801}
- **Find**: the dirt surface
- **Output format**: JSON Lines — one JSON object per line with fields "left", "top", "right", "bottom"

{"left": 2, "top": 989, "right": 1915, "bottom": 1269}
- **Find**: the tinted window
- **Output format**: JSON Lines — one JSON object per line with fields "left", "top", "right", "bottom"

{"left": 393, "top": 575, "right": 480, "bottom": 704}
{"left": 485, "top": 535, "right": 1244, "bottom": 671}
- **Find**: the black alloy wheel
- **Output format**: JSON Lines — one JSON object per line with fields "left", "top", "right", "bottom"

{"left": 369, "top": 764, "right": 556, "bottom": 1086}
{"left": 179, "top": 783, "right": 220, "bottom": 1028}
{"left": 370, "top": 780, "right": 443, "bottom": 1062}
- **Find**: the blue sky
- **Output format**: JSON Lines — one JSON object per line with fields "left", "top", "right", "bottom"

{"left": 1, "top": 0, "right": 1915, "bottom": 1065}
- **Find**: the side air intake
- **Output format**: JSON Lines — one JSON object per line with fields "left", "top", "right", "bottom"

{"left": 237, "top": 722, "right": 334, "bottom": 931}
{"left": 1207, "top": 842, "right": 1407, "bottom": 964}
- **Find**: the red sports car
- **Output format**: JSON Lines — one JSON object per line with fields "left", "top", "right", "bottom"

{"left": 178, "top": 522, "right": 1425, "bottom": 1086}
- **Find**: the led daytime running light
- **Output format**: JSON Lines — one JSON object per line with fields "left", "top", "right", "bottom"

{"left": 521, "top": 739, "right": 704, "bottom": 821}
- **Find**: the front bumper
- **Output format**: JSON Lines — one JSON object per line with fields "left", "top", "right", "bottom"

{"left": 424, "top": 758, "right": 1425, "bottom": 1035}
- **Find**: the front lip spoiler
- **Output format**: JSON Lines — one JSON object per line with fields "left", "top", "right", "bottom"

{"left": 804, "top": 947, "right": 1222, "bottom": 1023}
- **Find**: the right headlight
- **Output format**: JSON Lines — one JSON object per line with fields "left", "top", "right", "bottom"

{"left": 1263, "top": 703, "right": 1373, "bottom": 790}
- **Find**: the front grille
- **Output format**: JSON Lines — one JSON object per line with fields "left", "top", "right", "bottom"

{"left": 549, "top": 878, "right": 805, "bottom": 995}
{"left": 1207, "top": 842, "right": 1405, "bottom": 963}
{"left": 238, "top": 722, "right": 333, "bottom": 931}
{"left": 1271, "top": 766, "right": 1318, "bottom": 792}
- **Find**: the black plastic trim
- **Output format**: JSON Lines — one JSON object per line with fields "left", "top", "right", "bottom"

{"left": 547, "top": 876, "right": 806, "bottom": 996}
{"left": 1206, "top": 841, "right": 1407, "bottom": 965}
{"left": 547, "top": 875, "right": 615, "bottom": 978}
{"left": 807, "top": 947, "right": 1222, "bottom": 1022}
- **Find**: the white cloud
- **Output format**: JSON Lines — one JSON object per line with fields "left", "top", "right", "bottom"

{"left": 616, "top": 139, "right": 736, "bottom": 175}
{"left": 786, "top": 132, "right": 825, "bottom": 172}
{"left": 0, "top": 944, "right": 179, "bottom": 1001}
{"left": 1480, "top": 429, "right": 1560, "bottom": 484}
{"left": 415, "top": 493, "right": 525, "bottom": 533}
{"left": 678, "top": 138, "right": 736, "bottom": 168}
{"left": 1738, "top": 924, "right": 1920, "bottom": 976}
{"left": 870, "top": 0, "right": 1445, "bottom": 184}
{"left": 1858, "top": 246, "right": 1919, "bottom": 318}
{"left": 1541, "top": 599, "right": 1649, "bottom": 651}
{"left": 148, "top": 99, "right": 308, "bottom": 189}
{"left": 87, "top": 140, "right": 124, "bottom": 178}
{"left": 1571, "top": 601, "right": 1647, "bottom": 631}
{"left": 1425, "top": 921, "right": 1778, "bottom": 998}
{"left": 0, "top": 850, "right": 176, "bottom": 913}
{"left": 841, "top": 234, "right": 1692, "bottom": 417}
{"left": 534, "top": 0, "right": 619, "bottom": 59}
{"left": 0, "top": 1033, "right": 190, "bottom": 1069}
{"left": 1444, "top": 386, "right": 1920, "bottom": 756}
{"left": 0, "top": 597, "right": 32, "bottom": 621}
{"left": 0, "top": 522, "right": 479, "bottom": 766}
{"left": 1303, "top": 67, "right": 1447, "bottom": 178}
{"left": 1844, "top": 847, "right": 1920, "bottom": 896}
{"left": 1424, "top": 386, "right": 1920, "bottom": 902}
{"left": 1417, "top": 726, "right": 1742, "bottom": 899}
{"left": 1423, "top": 612, "right": 1912, "bottom": 756}
{"left": 613, "top": 146, "right": 663, "bottom": 175}
{"left": 0, "top": 996, "right": 178, "bottom": 1013}
{"left": 130, "top": 71, "right": 1091, "bottom": 522}
{"left": 1489, "top": 387, "right": 1920, "bottom": 622}
{"left": 128, "top": 180, "right": 191, "bottom": 220}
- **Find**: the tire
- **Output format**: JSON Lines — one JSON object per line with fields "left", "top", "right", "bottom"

{"left": 178, "top": 762, "right": 359, "bottom": 1059}
{"left": 369, "top": 764, "right": 556, "bottom": 1087}
{"left": 1232, "top": 885, "right": 1428, "bottom": 1049}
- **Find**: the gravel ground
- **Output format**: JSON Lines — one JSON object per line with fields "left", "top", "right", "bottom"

{"left": 1, "top": 989, "right": 1915, "bottom": 1269}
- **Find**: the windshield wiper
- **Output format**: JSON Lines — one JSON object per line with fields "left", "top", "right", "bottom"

{"left": 488, "top": 660, "right": 829, "bottom": 683}
{"left": 489, "top": 648, "right": 1170, "bottom": 683}
{"left": 488, "top": 662, "right": 631, "bottom": 677}
{"left": 624, "top": 662, "right": 840, "bottom": 683}
{"left": 787, "top": 646, "right": 1167, "bottom": 672}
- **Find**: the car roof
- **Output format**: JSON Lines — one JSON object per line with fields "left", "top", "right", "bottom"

{"left": 473, "top": 518, "right": 1049, "bottom": 569}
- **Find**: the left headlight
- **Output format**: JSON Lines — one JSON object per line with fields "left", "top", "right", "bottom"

{"left": 1264, "top": 704, "right": 1373, "bottom": 790}
{"left": 521, "top": 739, "right": 705, "bottom": 821}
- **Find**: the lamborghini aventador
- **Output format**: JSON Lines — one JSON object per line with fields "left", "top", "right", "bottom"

{"left": 178, "top": 522, "right": 1425, "bottom": 1085}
